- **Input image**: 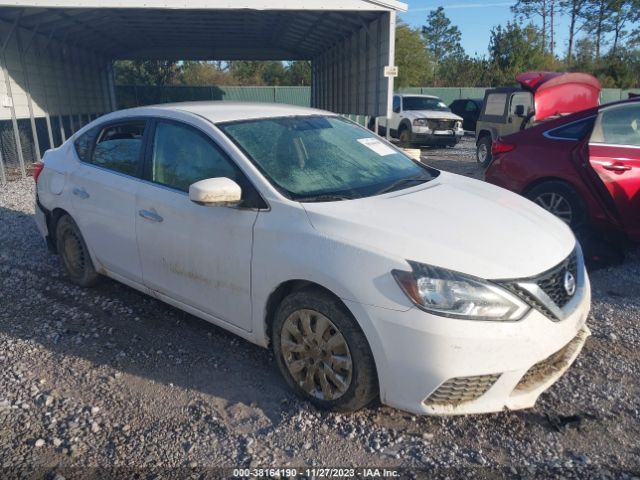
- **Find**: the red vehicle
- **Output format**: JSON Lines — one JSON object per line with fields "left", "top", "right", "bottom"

{"left": 485, "top": 97, "right": 640, "bottom": 242}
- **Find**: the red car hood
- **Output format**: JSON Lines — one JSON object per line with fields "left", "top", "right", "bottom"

{"left": 516, "top": 71, "right": 601, "bottom": 122}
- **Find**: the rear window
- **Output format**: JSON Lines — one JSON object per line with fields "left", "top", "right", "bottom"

{"left": 91, "top": 122, "right": 146, "bottom": 177}
{"left": 546, "top": 117, "right": 595, "bottom": 140}
{"left": 73, "top": 127, "right": 99, "bottom": 162}
{"left": 484, "top": 94, "right": 507, "bottom": 116}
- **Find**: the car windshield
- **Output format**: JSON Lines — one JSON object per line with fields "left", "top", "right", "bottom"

{"left": 403, "top": 97, "right": 450, "bottom": 112}
{"left": 219, "top": 116, "right": 438, "bottom": 201}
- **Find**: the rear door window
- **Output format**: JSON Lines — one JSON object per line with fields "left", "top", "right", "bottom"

{"left": 591, "top": 104, "right": 640, "bottom": 147}
{"left": 465, "top": 101, "right": 478, "bottom": 112}
{"left": 484, "top": 94, "right": 507, "bottom": 117}
{"left": 91, "top": 121, "right": 146, "bottom": 177}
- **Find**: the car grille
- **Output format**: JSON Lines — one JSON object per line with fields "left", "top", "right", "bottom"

{"left": 427, "top": 119, "right": 456, "bottom": 130}
{"left": 514, "top": 327, "right": 589, "bottom": 392}
{"left": 424, "top": 374, "right": 500, "bottom": 406}
{"left": 499, "top": 250, "right": 578, "bottom": 320}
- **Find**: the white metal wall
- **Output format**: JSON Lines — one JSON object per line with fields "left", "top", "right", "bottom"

{"left": 311, "top": 11, "right": 393, "bottom": 119}
{"left": 0, "top": 17, "right": 111, "bottom": 182}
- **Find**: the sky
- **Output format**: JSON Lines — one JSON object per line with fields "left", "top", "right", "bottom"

{"left": 399, "top": 1, "right": 571, "bottom": 58}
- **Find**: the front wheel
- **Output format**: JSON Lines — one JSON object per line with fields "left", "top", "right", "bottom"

{"left": 272, "top": 289, "right": 378, "bottom": 412}
{"left": 398, "top": 129, "right": 412, "bottom": 147}
{"left": 476, "top": 137, "right": 492, "bottom": 167}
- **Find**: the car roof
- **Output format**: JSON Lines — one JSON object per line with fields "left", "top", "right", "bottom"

{"left": 395, "top": 94, "right": 440, "bottom": 99}
{"left": 112, "top": 101, "right": 333, "bottom": 124}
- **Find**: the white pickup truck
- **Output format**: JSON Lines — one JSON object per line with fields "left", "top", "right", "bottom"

{"left": 372, "top": 94, "right": 465, "bottom": 147}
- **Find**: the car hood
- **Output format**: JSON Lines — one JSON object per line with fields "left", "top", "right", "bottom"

{"left": 403, "top": 110, "right": 463, "bottom": 121}
{"left": 302, "top": 172, "right": 575, "bottom": 280}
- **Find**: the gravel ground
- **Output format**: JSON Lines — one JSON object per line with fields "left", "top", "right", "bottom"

{"left": 1, "top": 140, "right": 639, "bottom": 478}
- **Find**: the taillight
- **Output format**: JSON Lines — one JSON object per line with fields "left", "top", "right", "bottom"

{"left": 492, "top": 139, "right": 515, "bottom": 156}
{"left": 32, "top": 161, "right": 44, "bottom": 183}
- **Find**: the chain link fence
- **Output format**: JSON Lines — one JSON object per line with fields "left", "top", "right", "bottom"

{"left": 0, "top": 113, "right": 105, "bottom": 184}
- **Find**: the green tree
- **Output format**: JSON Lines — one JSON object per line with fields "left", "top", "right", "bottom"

{"left": 512, "top": 0, "right": 558, "bottom": 53}
{"left": 421, "top": 7, "right": 464, "bottom": 84}
{"left": 395, "top": 23, "right": 431, "bottom": 88}
{"left": 262, "top": 61, "right": 288, "bottom": 86}
{"left": 559, "top": 0, "right": 590, "bottom": 62}
{"left": 488, "top": 22, "right": 555, "bottom": 85}
{"left": 583, "top": 0, "right": 613, "bottom": 59}
{"left": 285, "top": 61, "right": 311, "bottom": 86}
{"left": 114, "top": 60, "right": 181, "bottom": 86}
{"left": 181, "top": 61, "right": 235, "bottom": 85}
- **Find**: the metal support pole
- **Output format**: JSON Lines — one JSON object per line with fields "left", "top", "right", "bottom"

{"left": 97, "top": 56, "right": 110, "bottom": 115}
{"left": 34, "top": 30, "right": 55, "bottom": 150}
{"left": 70, "top": 49, "right": 82, "bottom": 129}
{"left": 77, "top": 49, "right": 92, "bottom": 126}
{"left": 47, "top": 35, "right": 67, "bottom": 143}
{"left": 16, "top": 26, "right": 42, "bottom": 162}
{"left": 107, "top": 61, "right": 117, "bottom": 111}
{"left": 385, "top": 11, "right": 396, "bottom": 141}
{"left": 61, "top": 39, "right": 78, "bottom": 134}
{"left": 1, "top": 11, "right": 26, "bottom": 178}
{"left": 0, "top": 139, "right": 6, "bottom": 184}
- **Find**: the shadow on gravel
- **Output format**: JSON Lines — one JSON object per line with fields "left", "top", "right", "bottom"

{"left": 0, "top": 204, "right": 292, "bottom": 426}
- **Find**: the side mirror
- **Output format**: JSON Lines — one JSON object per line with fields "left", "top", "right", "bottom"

{"left": 393, "top": 105, "right": 401, "bottom": 113}
{"left": 515, "top": 105, "right": 526, "bottom": 117}
{"left": 189, "top": 177, "right": 242, "bottom": 207}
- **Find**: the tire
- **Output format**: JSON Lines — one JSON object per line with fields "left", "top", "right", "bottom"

{"left": 476, "top": 136, "right": 492, "bottom": 167}
{"left": 55, "top": 214, "right": 100, "bottom": 287}
{"left": 525, "top": 181, "right": 587, "bottom": 229}
{"left": 367, "top": 118, "right": 377, "bottom": 134}
{"left": 272, "top": 288, "right": 378, "bottom": 412}
{"left": 398, "top": 128, "right": 412, "bottom": 148}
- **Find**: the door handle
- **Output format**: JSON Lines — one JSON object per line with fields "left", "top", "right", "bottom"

{"left": 72, "top": 187, "right": 90, "bottom": 199}
{"left": 138, "top": 209, "right": 163, "bottom": 223}
{"left": 603, "top": 163, "right": 632, "bottom": 172}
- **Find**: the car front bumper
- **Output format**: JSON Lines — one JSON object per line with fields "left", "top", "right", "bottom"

{"left": 343, "top": 273, "right": 591, "bottom": 415}
{"left": 409, "top": 127, "right": 464, "bottom": 146}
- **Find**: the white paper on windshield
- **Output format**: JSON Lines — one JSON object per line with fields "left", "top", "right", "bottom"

{"left": 357, "top": 138, "right": 396, "bottom": 157}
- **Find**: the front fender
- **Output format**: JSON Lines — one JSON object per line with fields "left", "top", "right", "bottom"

{"left": 249, "top": 202, "right": 412, "bottom": 346}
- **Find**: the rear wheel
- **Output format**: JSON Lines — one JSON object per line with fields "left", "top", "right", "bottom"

{"left": 272, "top": 289, "right": 378, "bottom": 412}
{"left": 476, "top": 136, "right": 492, "bottom": 167}
{"left": 526, "top": 181, "right": 586, "bottom": 228}
{"left": 55, "top": 214, "right": 100, "bottom": 287}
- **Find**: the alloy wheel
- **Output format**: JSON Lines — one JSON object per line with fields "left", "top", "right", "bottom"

{"left": 280, "top": 309, "right": 353, "bottom": 401}
{"left": 477, "top": 144, "right": 488, "bottom": 163}
{"left": 534, "top": 192, "right": 573, "bottom": 224}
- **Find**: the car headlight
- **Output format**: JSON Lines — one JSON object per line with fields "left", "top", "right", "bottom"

{"left": 455, "top": 121, "right": 462, "bottom": 130}
{"left": 413, "top": 118, "right": 429, "bottom": 127}
{"left": 392, "top": 262, "right": 530, "bottom": 321}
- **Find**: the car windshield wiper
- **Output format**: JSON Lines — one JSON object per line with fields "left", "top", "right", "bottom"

{"left": 295, "top": 193, "right": 356, "bottom": 203}
{"left": 375, "top": 175, "right": 432, "bottom": 195}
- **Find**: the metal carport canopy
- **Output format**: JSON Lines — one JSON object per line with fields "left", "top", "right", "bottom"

{"left": 0, "top": 0, "right": 406, "bottom": 123}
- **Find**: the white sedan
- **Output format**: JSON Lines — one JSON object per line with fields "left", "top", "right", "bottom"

{"left": 34, "top": 102, "right": 591, "bottom": 415}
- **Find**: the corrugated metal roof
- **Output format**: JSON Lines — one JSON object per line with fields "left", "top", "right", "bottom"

{"left": 0, "top": 1, "right": 407, "bottom": 12}
{"left": 0, "top": 2, "right": 405, "bottom": 59}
